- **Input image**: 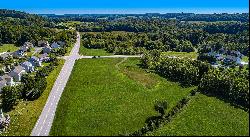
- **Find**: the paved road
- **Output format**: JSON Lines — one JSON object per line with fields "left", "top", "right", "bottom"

{"left": 31, "top": 32, "right": 81, "bottom": 136}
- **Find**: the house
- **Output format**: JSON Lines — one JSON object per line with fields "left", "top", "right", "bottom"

{"left": 38, "top": 40, "right": 49, "bottom": 47}
{"left": 57, "top": 41, "right": 66, "bottom": 46}
{"left": 9, "top": 65, "right": 26, "bottom": 81}
{"left": 231, "top": 50, "right": 243, "bottom": 58}
{"left": 12, "top": 50, "right": 25, "bottom": 58}
{"left": 20, "top": 42, "right": 33, "bottom": 52}
{"left": 28, "top": 56, "right": 42, "bottom": 67}
{"left": 43, "top": 45, "right": 52, "bottom": 54}
{"left": 39, "top": 53, "right": 50, "bottom": 62}
{"left": 215, "top": 54, "right": 224, "bottom": 61}
{"left": 236, "top": 57, "right": 242, "bottom": 65}
{"left": 0, "top": 52, "right": 11, "bottom": 61}
{"left": 223, "top": 55, "right": 241, "bottom": 65}
{"left": 0, "top": 74, "right": 14, "bottom": 86}
{"left": 51, "top": 42, "right": 61, "bottom": 49}
{"left": 21, "top": 61, "right": 35, "bottom": 72}
{"left": 218, "top": 48, "right": 226, "bottom": 54}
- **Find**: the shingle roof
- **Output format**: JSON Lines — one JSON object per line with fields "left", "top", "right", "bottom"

{"left": 21, "top": 61, "right": 33, "bottom": 66}
{"left": 0, "top": 74, "right": 12, "bottom": 81}
{"left": 12, "top": 65, "right": 25, "bottom": 74}
{"left": 30, "top": 56, "right": 39, "bottom": 61}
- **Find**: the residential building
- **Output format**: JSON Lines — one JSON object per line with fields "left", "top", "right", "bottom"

{"left": 0, "top": 74, "right": 14, "bottom": 86}
{"left": 38, "top": 40, "right": 49, "bottom": 47}
{"left": 21, "top": 61, "right": 35, "bottom": 72}
{"left": 0, "top": 52, "right": 11, "bottom": 61}
{"left": 39, "top": 53, "right": 50, "bottom": 62}
{"left": 9, "top": 65, "right": 26, "bottom": 81}
{"left": 29, "top": 56, "right": 42, "bottom": 67}
{"left": 43, "top": 45, "right": 52, "bottom": 54}
{"left": 57, "top": 41, "right": 66, "bottom": 46}
{"left": 12, "top": 50, "right": 25, "bottom": 58}
{"left": 20, "top": 42, "right": 34, "bottom": 52}
{"left": 51, "top": 42, "right": 61, "bottom": 49}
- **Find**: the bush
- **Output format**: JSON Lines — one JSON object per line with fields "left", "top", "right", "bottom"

{"left": 198, "top": 69, "right": 249, "bottom": 109}
{"left": 154, "top": 101, "right": 168, "bottom": 117}
{"left": 1, "top": 86, "right": 20, "bottom": 111}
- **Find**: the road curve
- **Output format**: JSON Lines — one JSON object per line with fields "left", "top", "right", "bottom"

{"left": 31, "top": 32, "right": 81, "bottom": 136}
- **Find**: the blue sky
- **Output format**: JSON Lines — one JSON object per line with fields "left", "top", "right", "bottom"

{"left": 0, "top": 0, "right": 249, "bottom": 14}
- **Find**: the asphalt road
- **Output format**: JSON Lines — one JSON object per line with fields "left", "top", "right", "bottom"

{"left": 31, "top": 32, "right": 81, "bottom": 136}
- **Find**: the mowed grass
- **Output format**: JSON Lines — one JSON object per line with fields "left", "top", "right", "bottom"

{"left": 1, "top": 60, "right": 65, "bottom": 136}
{"left": 0, "top": 44, "right": 19, "bottom": 53}
{"left": 79, "top": 45, "right": 112, "bottom": 56}
{"left": 147, "top": 94, "right": 249, "bottom": 136}
{"left": 162, "top": 51, "right": 198, "bottom": 59}
{"left": 50, "top": 58, "right": 194, "bottom": 136}
{"left": 242, "top": 56, "right": 249, "bottom": 62}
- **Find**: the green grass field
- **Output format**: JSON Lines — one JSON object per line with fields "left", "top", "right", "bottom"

{"left": 0, "top": 44, "right": 19, "bottom": 53}
{"left": 50, "top": 58, "right": 194, "bottom": 136}
{"left": 161, "top": 51, "right": 198, "bottom": 59}
{"left": 79, "top": 46, "right": 112, "bottom": 56}
{"left": 242, "top": 56, "right": 249, "bottom": 62}
{"left": 147, "top": 94, "right": 249, "bottom": 136}
{"left": 1, "top": 60, "right": 65, "bottom": 136}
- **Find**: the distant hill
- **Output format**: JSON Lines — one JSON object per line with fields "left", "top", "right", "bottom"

{"left": 0, "top": 9, "right": 54, "bottom": 27}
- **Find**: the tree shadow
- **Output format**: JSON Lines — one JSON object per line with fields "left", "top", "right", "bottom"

{"left": 200, "top": 92, "right": 249, "bottom": 112}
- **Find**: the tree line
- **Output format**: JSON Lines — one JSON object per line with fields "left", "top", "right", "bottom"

{"left": 141, "top": 50, "right": 249, "bottom": 109}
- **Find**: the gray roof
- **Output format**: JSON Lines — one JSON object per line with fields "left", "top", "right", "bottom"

{"left": 0, "top": 74, "right": 12, "bottom": 81}
{"left": 21, "top": 61, "right": 33, "bottom": 66}
{"left": 39, "top": 53, "right": 48, "bottom": 58}
{"left": 0, "top": 53, "right": 10, "bottom": 58}
{"left": 0, "top": 80, "right": 6, "bottom": 87}
{"left": 23, "top": 42, "right": 33, "bottom": 47}
{"left": 12, "top": 65, "right": 25, "bottom": 74}
{"left": 30, "top": 56, "right": 39, "bottom": 61}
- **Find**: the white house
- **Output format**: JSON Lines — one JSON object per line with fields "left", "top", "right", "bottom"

{"left": 21, "top": 61, "right": 35, "bottom": 72}
{"left": 9, "top": 65, "right": 26, "bottom": 81}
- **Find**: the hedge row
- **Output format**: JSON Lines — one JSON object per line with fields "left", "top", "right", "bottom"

{"left": 199, "top": 68, "right": 249, "bottom": 109}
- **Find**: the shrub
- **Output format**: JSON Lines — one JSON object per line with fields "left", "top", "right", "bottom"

{"left": 154, "top": 101, "right": 168, "bottom": 117}
{"left": 1, "top": 86, "right": 20, "bottom": 111}
{"left": 199, "top": 69, "right": 249, "bottom": 109}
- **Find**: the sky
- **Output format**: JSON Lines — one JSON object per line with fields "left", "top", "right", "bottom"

{"left": 0, "top": 0, "right": 249, "bottom": 14}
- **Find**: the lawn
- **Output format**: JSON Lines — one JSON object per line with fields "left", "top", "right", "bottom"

{"left": 147, "top": 93, "right": 249, "bottom": 136}
{"left": 62, "top": 21, "right": 82, "bottom": 27}
{"left": 79, "top": 46, "right": 112, "bottom": 56}
{"left": 1, "top": 59, "right": 65, "bottom": 136}
{"left": 161, "top": 51, "right": 198, "bottom": 60}
{"left": 0, "top": 44, "right": 19, "bottom": 53}
{"left": 242, "top": 56, "right": 249, "bottom": 62}
{"left": 50, "top": 58, "right": 194, "bottom": 136}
